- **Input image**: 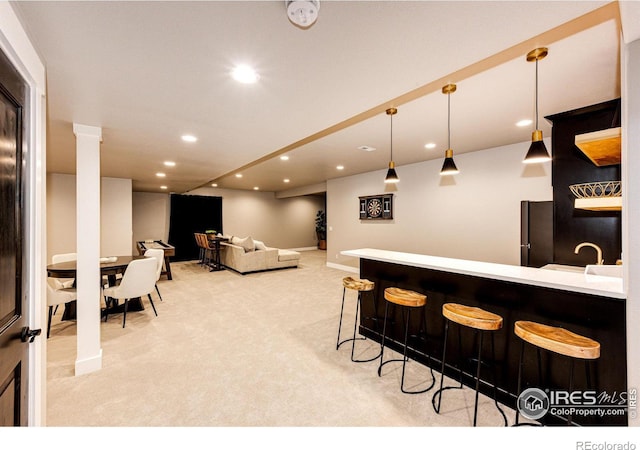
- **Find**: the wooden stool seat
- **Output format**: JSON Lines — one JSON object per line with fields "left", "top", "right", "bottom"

{"left": 514, "top": 321, "right": 600, "bottom": 360}
{"left": 433, "top": 303, "right": 507, "bottom": 426}
{"left": 443, "top": 303, "right": 503, "bottom": 331}
{"left": 342, "top": 276, "right": 375, "bottom": 292}
{"left": 384, "top": 287, "right": 426, "bottom": 308}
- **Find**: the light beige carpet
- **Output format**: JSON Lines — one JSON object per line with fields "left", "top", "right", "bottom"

{"left": 46, "top": 250, "right": 515, "bottom": 427}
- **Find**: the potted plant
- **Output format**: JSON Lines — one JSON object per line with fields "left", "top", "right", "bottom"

{"left": 315, "top": 210, "right": 326, "bottom": 250}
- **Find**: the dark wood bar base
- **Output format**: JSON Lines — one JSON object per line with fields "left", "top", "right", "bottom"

{"left": 358, "top": 258, "right": 627, "bottom": 426}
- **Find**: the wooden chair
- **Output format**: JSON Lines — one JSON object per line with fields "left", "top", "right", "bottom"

{"left": 514, "top": 320, "right": 600, "bottom": 426}
{"left": 432, "top": 303, "right": 507, "bottom": 426}
{"left": 336, "top": 276, "right": 380, "bottom": 363}
{"left": 378, "top": 287, "right": 435, "bottom": 394}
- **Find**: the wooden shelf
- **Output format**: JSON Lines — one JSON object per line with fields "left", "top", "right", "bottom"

{"left": 574, "top": 127, "right": 621, "bottom": 166}
{"left": 574, "top": 196, "right": 622, "bottom": 211}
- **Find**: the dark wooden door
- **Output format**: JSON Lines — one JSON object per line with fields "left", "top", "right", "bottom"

{"left": 520, "top": 200, "right": 554, "bottom": 267}
{"left": 0, "top": 48, "right": 29, "bottom": 427}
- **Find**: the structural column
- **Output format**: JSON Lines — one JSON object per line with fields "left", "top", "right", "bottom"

{"left": 73, "top": 124, "right": 103, "bottom": 376}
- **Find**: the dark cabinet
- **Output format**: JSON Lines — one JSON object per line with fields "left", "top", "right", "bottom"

{"left": 546, "top": 99, "right": 622, "bottom": 266}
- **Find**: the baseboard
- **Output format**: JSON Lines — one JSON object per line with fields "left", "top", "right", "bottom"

{"left": 326, "top": 262, "right": 359, "bottom": 273}
{"left": 289, "top": 246, "right": 319, "bottom": 252}
{"left": 75, "top": 349, "right": 103, "bottom": 376}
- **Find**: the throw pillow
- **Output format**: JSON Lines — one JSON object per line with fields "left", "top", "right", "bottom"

{"left": 236, "top": 236, "right": 255, "bottom": 253}
{"left": 254, "top": 240, "right": 267, "bottom": 251}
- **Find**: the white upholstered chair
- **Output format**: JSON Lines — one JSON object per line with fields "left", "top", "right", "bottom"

{"left": 46, "top": 278, "right": 77, "bottom": 338}
{"left": 51, "top": 252, "right": 77, "bottom": 289}
{"left": 102, "top": 257, "right": 158, "bottom": 328}
{"left": 144, "top": 248, "right": 165, "bottom": 301}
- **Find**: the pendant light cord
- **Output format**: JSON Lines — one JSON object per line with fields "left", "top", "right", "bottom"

{"left": 390, "top": 113, "right": 394, "bottom": 161}
{"left": 447, "top": 91, "right": 451, "bottom": 149}
{"left": 535, "top": 58, "right": 539, "bottom": 130}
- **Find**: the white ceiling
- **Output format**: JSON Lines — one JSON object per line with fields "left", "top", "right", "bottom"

{"left": 11, "top": 1, "right": 622, "bottom": 194}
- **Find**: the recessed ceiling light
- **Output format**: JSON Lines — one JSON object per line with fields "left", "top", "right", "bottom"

{"left": 181, "top": 135, "right": 197, "bottom": 143}
{"left": 336, "top": 165, "right": 344, "bottom": 170}
{"left": 516, "top": 119, "right": 533, "bottom": 127}
{"left": 232, "top": 65, "right": 260, "bottom": 84}
{"left": 425, "top": 143, "right": 436, "bottom": 149}
{"left": 160, "top": 186, "right": 167, "bottom": 190}
{"left": 235, "top": 174, "right": 243, "bottom": 178}
{"left": 280, "top": 155, "right": 289, "bottom": 161}
{"left": 253, "top": 186, "right": 259, "bottom": 190}
{"left": 211, "top": 183, "right": 218, "bottom": 187}
{"left": 156, "top": 172, "right": 166, "bottom": 177}
{"left": 164, "top": 161, "right": 176, "bottom": 167}
{"left": 358, "top": 145, "right": 376, "bottom": 152}
{"left": 283, "top": 178, "right": 290, "bottom": 183}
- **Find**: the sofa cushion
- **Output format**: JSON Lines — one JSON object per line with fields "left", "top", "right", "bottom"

{"left": 278, "top": 249, "right": 300, "bottom": 262}
{"left": 254, "top": 239, "right": 267, "bottom": 251}
{"left": 233, "top": 236, "right": 255, "bottom": 252}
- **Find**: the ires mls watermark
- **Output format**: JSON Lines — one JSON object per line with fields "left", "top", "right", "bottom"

{"left": 517, "top": 387, "right": 637, "bottom": 420}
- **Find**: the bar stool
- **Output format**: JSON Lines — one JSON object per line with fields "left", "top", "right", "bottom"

{"left": 336, "top": 276, "right": 381, "bottom": 363}
{"left": 378, "top": 287, "right": 435, "bottom": 394}
{"left": 432, "top": 303, "right": 507, "bottom": 426}
{"left": 514, "top": 320, "right": 600, "bottom": 426}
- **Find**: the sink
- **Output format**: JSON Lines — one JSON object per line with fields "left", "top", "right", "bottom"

{"left": 540, "top": 264, "right": 585, "bottom": 273}
{"left": 584, "top": 264, "right": 623, "bottom": 278}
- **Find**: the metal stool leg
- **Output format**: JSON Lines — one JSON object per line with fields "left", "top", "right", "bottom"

{"left": 336, "top": 286, "right": 347, "bottom": 350}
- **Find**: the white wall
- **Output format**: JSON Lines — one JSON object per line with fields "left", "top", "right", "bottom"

{"left": 132, "top": 188, "right": 324, "bottom": 251}
{"left": 46, "top": 173, "right": 133, "bottom": 261}
{"left": 132, "top": 192, "right": 170, "bottom": 252}
{"left": 328, "top": 139, "right": 553, "bottom": 269}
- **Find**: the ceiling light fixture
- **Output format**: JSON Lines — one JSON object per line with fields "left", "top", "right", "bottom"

{"left": 181, "top": 135, "right": 197, "bottom": 143}
{"left": 283, "top": 179, "right": 290, "bottom": 183}
{"left": 253, "top": 186, "right": 259, "bottom": 190}
{"left": 164, "top": 161, "right": 176, "bottom": 167}
{"left": 160, "top": 186, "right": 167, "bottom": 190}
{"left": 235, "top": 174, "right": 243, "bottom": 178}
{"left": 336, "top": 165, "right": 344, "bottom": 170}
{"left": 384, "top": 108, "right": 399, "bottom": 184}
{"left": 523, "top": 47, "right": 551, "bottom": 164}
{"left": 156, "top": 172, "right": 166, "bottom": 178}
{"left": 425, "top": 143, "right": 436, "bottom": 149}
{"left": 440, "top": 84, "right": 459, "bottom": 176}
{"left": 211, "top": 183, "right": 218, "bottom": 187}
{"left": 280, "top": 155, "right": 289, "bottom": 161}
{"left": 286, "top": 0, "right": 319, "bottom": 29}
{"left": 231, "top": 64, "right": 260, "bottom": 84}
{"left": 358, "top": 145, "right": 376, "bottom": 152}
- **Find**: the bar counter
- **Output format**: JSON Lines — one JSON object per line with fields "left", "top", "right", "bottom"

{"left": 341, "top": 248, "right": 627, "bottom": 426}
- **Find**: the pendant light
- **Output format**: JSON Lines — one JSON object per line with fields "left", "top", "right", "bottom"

{"left": 440, "top": 83, "right": 459, "bottom": 176}
{"left": 523, "top": 47, "right": 551, "bottom": 164}
{"left": 384, "top": 107, "right": 399, "bottom": 183}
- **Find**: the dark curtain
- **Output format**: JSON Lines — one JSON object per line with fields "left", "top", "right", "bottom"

{"left": 168, "top": 194, "right": 222, "bottom": 261}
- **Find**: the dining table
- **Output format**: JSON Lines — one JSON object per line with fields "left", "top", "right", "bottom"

{"left": 47, "top": 255, "right": 146, "bottom": 320}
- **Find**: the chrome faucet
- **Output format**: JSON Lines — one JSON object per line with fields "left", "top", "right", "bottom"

{"left": 575, "top": 242, "right": 604, "bottom": 265}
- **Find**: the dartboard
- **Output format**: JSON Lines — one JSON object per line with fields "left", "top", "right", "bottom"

{"left": 366, "top": 198, "right": 382, "bottom": 217}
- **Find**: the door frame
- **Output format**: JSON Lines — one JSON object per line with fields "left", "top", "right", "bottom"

{"left": 0, "top": 3, "right": 47, "bottom": 426}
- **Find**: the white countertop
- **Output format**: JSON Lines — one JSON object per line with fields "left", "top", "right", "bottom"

{"left": 341, "top": 248, "right": 625, "bottom": 300}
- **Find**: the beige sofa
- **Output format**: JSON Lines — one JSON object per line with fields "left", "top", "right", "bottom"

{"left": 220, "top": 236, "right": 300, "bottom": 274}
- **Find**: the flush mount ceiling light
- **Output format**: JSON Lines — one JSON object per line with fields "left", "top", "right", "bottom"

{"left": 440, "top": 84, "right": 460, "bottom": 176}
{"left": 358, "top": 145, "right": 376, "bottom": 152}
{"left": 384, "top": 108, "right": 399, "bottom": 184}
{"left": 164, "top": 161, "right": 176, "bottom": 167}
{"left": 425, "top": 143, "right": 436, "bottom": 149}
{"left": 286, "top": 0, "right": 319, "bottom": 29}
{"left": 523, "top": 47, "right": 551, "bottom": 164}
{"left": 181, "top": 135, "right": 197, "bottom": 143}
{"left": 231, "top": 64, "right": 259, "bottom": 84}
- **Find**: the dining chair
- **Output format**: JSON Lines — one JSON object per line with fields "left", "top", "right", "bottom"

{"left": 46, "top": 278, "right": 77, "bottom": 338}
{"left": 51, "top": 252, "right": 77, "bottom": 289}
{"left": 144, "top": 248, "right": 165, "bottom": 301}
{"left": 102, "top": 257, "right": 158, "bottom": 328}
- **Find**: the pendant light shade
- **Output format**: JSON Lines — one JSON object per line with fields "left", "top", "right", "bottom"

{"left": 384, "top": 107, "right": 399, "bottom": 183}
{"left": 523, "top": 47, "right": 551, "bottom": 164}
{"left": 440, "top": 83, "right": 459, "bottom": 176}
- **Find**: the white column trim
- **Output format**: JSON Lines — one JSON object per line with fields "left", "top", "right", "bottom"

{"left": 73, "top": 123, "right": 103, "bottom": 376}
